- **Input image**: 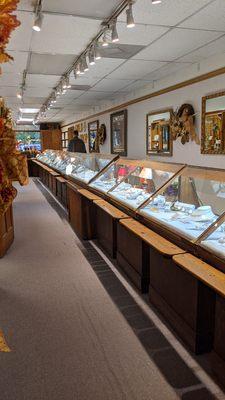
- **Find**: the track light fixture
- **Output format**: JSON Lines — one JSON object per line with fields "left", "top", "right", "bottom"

{"left": 17, "top": 92, "right": 22, "bottom": 100}
{"left": 152, "top": 0, "right": 162, "bottom": 3}
{"left": 102, "top": 31, "right": 109, "bottom": 47}
{"left": 94, "top": 45, "right": 102, "bottom": 60}
{"left": 111, "top": 20, "right": 119, "bottom": 43}
{"left": 33, "top": 0, "right": 43, "bottom": 31}
{"left": 76, "top": 63, "right": 81, "bottom": 75}
{"left": 88, "top": 47, "right": 95, "bottom": 66}
{"left": 126, "top": 2, "right": 135, "bottom": 28}
{"left": 83, "top": 56, "right": 89, "bottom": 72}
{"left": 33, "top": 13, "right": 43, "bottom": 31}
{"left": 80, "top": 60, "right": 85, "bottom": 75}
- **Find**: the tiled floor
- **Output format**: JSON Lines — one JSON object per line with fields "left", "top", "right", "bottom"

{"left": 37, "top": 179, "right": 225, "bottom": 400}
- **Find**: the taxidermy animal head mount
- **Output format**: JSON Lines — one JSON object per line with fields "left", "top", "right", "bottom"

{"left": 170, "top": 104, "right": 200, "bottom": 145}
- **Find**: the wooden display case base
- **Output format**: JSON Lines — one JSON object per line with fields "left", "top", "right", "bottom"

{"left": 94, "top": 200, "right": 129, "bottom": 259}
{"left": 0, "top": 206, "right": 14, "bottom": 258}
{"left": 149, "top": 250, "right": 215, "bottom": 354}
{"left": 67, "top": 186, "right": 100, "bottom": 240}
{"left": 117, "top": 221, "right": 150, "bottom": 292}
{"left": 56, "top": 177, "right": 68, "bottom": 208}
{"left": 211, "top": 295, "right": 225, "bottom": 389}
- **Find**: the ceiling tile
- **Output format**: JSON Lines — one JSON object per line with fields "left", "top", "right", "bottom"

{"left": 7, "top": 11, "right": 33, "bottom": 51}
{"left": 43, "top": 0, "right": 122, "bottom": 19}
{"left": 142, "top": 61, "right": 193, "bottom": 81}
{"left": 1, "top": 51, "right": 28, "bottom": 74}
{"left": 25, "top": 87, "right": 53, "bottom": 97}
{"left": 17, "top": 1, "right": 35, "bottom": 11}
{"left": 0, "top": 73, "right": 22, "bottom": 86}
{"left": 90, "top": 78, "right": 134, "bottom": 92}
{"left": 0, "top": 87, "right": 19, "bottom": 97}
{"left": 177, "top": 36, "right": 225, "bottom": 63}
{"left": 82, "top": 57, "right": 125, "bottom": 79}
{"left": 118, "top": 0, "right": 212, "bottom": 27}
{"left": 117, "top": 23, "right": 169, "bottom": 46}
{"left": 107, "top": 59, "right": 167, "bottom": 80}
{"left": 26, "top": 74, "right": 61, "bottom": 87}
{"left": 179, "top": 0, "right": 225, "bottom": 32}
{"left": 28, "top": 53, "right": 75, "bottom": 75}
{"left": 31, "top": 14, "right": 101, "bottom": 54}
{"left": 133, "top": 28, "right": 223, "bottom": 61}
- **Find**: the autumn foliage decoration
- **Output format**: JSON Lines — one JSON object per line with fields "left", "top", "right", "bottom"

{"left": 0, "top": 98, "right": 29, "bottom": 214}
{"left": 0, "top": 0, "right": 20, "bottom": 73}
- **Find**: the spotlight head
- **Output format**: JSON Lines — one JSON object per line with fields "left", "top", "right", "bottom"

{"left": 126, "top": 3, "right": 135, "bottom": 28}
{"left": 152, "top": 0, "right": 162, "bottom": 3}
{"left": 17, "top": 92, "right": 22, "bottom": 99}
{"left": 111, "top": 21, "right": 119, "bottom": 43}
{"left": 88, "top": 48, "right": 95, "bottom": 65}
{"left": 102, "top": 32, "right": 109, "bottom": 47}
{"left": 32, "top": 12, "right": 43, "bottom": 32}
{"left": 95, "top": 45, "right": 102, "bottom": 60}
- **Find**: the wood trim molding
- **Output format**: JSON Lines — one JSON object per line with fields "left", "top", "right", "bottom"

{"left": 61, "top": 66, "right": 225, "bottom": 129}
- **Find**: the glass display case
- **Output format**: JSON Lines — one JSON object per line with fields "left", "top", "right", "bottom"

{"left": 90, "top": 159, "right": 137, "bottom": 194}
{"left": 95, "top": 160, "right": 185, "bottom": 211}
{"left": 37, "top": 150, "right": 118, "bottom": 184}
{"left": 198, "top": 216, "right": 225, "bottom": 264}
{"left": 139, "top": 166, "right": 225, "bottom": 241}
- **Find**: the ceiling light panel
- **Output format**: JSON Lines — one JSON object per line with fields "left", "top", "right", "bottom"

{"left": 19, "top": 108, "right": 40, "bottom": 113}
{"left": 133, "top": 28, "right": 223, "bottom": 62}
{"left": 179, "top": 0, "right": 225, "bottom": 32}
{"left": 7, "top": 11, "right": 34, "bottom": 51}
{"left": 98, "top": 44, "right": 145, "bottom": 60}
{"left": 118, "top": 0, "right": 212, "bottom": 26}
{"left": 31, "top": 14, "right": 101, "bottom": 54}
{"left": 28, "top": 53, "right": 76, "bottom": 75}
{"left": 42, "top": 0, "right": 123, "bottom": 19}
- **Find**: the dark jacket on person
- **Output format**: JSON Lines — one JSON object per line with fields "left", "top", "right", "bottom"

{"left": 68, "top": 137, "right": 86, "bottom": 153}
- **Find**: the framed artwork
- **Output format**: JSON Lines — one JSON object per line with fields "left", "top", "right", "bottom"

{"left": 88, "top": 120, "right": 99, "bottom": 153}
{"left": 146, "top": 109, "right": 173, "bottom": 156}
{"left": 110, "top": 109, "right": 127, "bottom": 156}
{"left": 202, "top": 92, "right": 225, "bottom": 154}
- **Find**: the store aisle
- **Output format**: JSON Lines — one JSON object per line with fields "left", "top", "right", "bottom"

{"left": 0, "top": 180, "right": 178, "bottom": 400}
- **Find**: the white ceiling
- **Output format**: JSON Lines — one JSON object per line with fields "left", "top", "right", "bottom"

{"left": 2, "top": 0, "right": 225, "bottom": 124}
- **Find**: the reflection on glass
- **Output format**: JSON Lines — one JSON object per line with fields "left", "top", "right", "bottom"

{"left": 109, "top": 166, "right": 175, "bottom": 210}
{"left": 140, "top": 168, "right": 225, "bottom": 240}
{"left": 90, "top": 162, "right": 136, "bottom": 193}
{"left": 200, "top": 222, "right": 225, "bottom": 260}
{"left": 37, "top": 150, "right": 116, "bottom": 183}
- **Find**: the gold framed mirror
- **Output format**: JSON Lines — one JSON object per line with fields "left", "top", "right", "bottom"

{"left": 202, "top": 91, "right": 225, "bottom": 154}
{"left": 146, "top": 109, "right": 173, "bottom": 156}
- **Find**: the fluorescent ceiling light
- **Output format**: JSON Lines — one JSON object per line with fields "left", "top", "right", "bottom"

{"left": 18, "top": 118, "right": 34, "bottom": 122}
{"left": 19, "top": 108, "right": 40, "bottom": 113}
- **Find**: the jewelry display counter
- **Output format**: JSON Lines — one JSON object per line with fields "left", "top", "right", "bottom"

{"left": 91, "top": 159, "right": 184, "bottom": 214}
{"left": 138, "top": 166, "right": 225, "bottom": 257}
{"left": 93, "top": 199, "right": 129, "bottom": 258}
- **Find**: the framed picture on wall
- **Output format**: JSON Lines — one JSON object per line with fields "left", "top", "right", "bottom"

{"left": 110, "top": 109, "right": 127, "bottom": 156}
{"left": 88, "top": 120, "right": 99, "bottom": 153}
{"left": 146, "top": 109, "right": 173, "bottom": 156}
{"left": 202, "top": 92, "right": 225, "bottom": 154}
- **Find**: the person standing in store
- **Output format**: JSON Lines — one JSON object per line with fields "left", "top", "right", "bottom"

{"left": 68, "top": 130, "right": 86, "bottom": 153}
